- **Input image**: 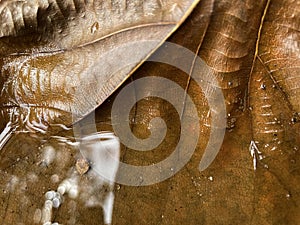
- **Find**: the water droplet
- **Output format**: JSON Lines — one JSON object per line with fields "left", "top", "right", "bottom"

{"left": 91, "top": 22, "right": 99, "bottom": 34}
{"left": 80, "top": 12, "right": 86, "bottom": 18}
{"left": 197, "top": 192, "right": 203, "bottom": 196}
{"left": 264, "top": 144, "right": 269, "bottom": 148}
{"left": 260, "top": 83, "right": 266, "bottom": 90}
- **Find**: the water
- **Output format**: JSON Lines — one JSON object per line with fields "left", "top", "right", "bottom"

{"left": 0, "top": 118, "right": 120, "bottom": 225}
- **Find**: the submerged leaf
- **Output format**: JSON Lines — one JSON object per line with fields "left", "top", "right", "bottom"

{"left": 1, "top": 0, "right": 300, "bottom": 225}
{"left": 100, "top": 0, "right": 300, "bottom": 224}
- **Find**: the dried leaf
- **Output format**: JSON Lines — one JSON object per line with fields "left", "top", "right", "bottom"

{"left": 1, "top": 0, "right": 300, "bottom": 225}
{"left": 0, "top": 0, "right": 199, "bottom": 129}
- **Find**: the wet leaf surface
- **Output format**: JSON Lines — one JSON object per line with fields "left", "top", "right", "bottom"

{"left": 1, "top": 0, "right": 300, "bottom": 225}
{"left": 0, "top": 0, "right": 198, "bottom": 128}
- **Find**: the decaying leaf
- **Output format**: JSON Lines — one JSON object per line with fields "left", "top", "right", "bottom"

{"left": 0, "top": 0, "right": 300, "bottom": 225}
{"left": 0, "top": 0, "right": 199, "bottom": 130}
{"left": 108, "top": 0, "right": 300, "bottom": 224}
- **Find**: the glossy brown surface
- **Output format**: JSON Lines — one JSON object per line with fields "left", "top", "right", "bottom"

{"left": 0, "top": 0, "right": 300, "bottom": 224}
{"left": 0, "top": 0, "right": 199, "bottom": 128}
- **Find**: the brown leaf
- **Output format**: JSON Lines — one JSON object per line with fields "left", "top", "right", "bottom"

{"left": 0, "top": 0, "right": 199, "bottom": 130}
{"left": 106, "top": 0, "right": 300, "bottom": 224}
{"left": 1, "top": 0, "right": 300, "bottom": 225}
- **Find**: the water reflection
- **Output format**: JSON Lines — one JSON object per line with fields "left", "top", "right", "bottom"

{"left": 0, "top": 122, "right": 14, "bottom": 150}
{"left": 0, "top": 123, "right": 120, "bottom": 225}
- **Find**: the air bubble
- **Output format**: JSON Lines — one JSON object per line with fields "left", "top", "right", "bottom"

{"left": 45, "top": 191, "right": 56, "bottom": 200}
{"left": 68, "top": 187, "right": 78, "bottom": 199}
{"left": 45, "top": 200, "right": 53, "bottom": 209}
{"left": 57, "top": 186, "right": 65, "bottom": 195}
{"left": 52, "top": 197, "right": 61, "bottom": 208}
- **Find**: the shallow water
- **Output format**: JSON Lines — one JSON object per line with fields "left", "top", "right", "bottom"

{"left": 0, "top": 116, "right": 120, "bottom": 225}
{"left": 1, "top": 0, "right": 300, "bottom": 223}
{"left": 1, "top": 91, "right": 300, "bottom": 225}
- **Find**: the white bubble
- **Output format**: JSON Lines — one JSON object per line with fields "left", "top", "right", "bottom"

{"left": 68, "top": 187, "right": 79, "bottom": 199}
{"left": 44, "top": 200, "right": 53, "bottom": 209}
{"left": 45, "top": 191, "right": 56, "bottom": 200}
{"left": 52, "top": 197, "right": 61, "bottom": 208}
